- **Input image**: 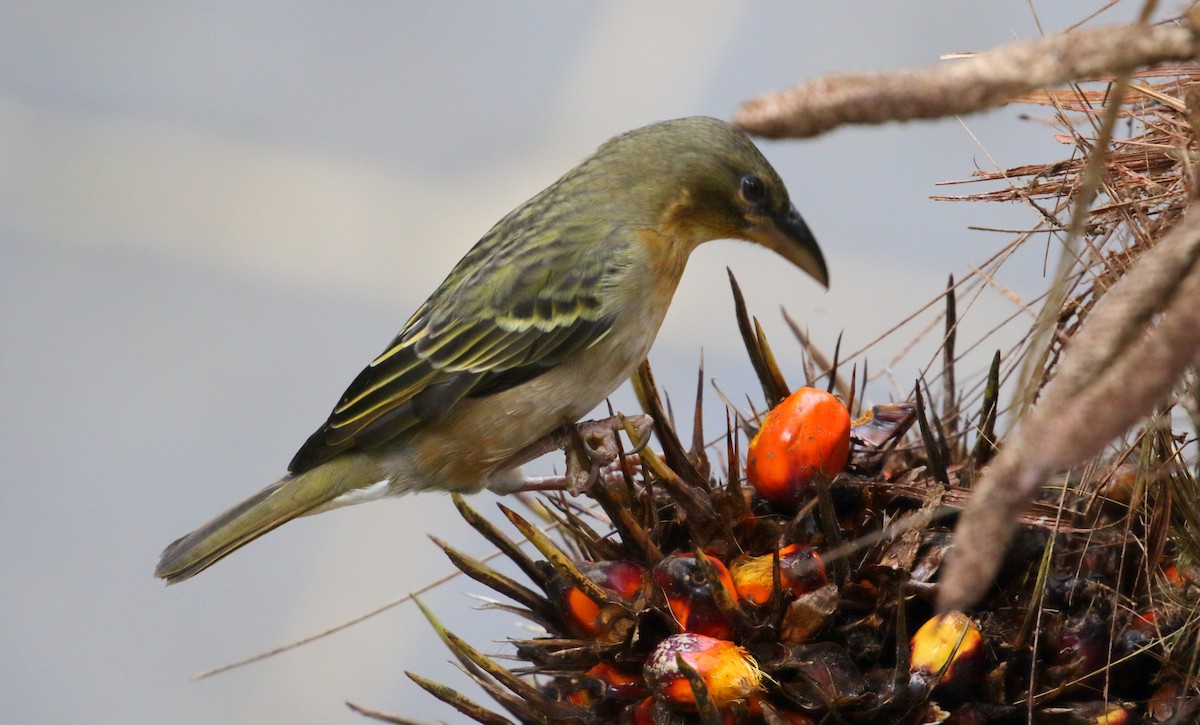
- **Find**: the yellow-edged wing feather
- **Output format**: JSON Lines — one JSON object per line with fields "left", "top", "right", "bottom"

{"left": 287, "top": 213, "right": 621, "bottom": 475}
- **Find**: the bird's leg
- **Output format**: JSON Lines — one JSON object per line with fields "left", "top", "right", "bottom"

{"left": 489, "top": 414, "right": 654, "bottom": 494}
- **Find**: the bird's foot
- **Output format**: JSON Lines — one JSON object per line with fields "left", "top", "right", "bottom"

{"left": 519, "top": 455, "right": 643, "bottom": 492}
{"left": 491, "top": 414, "right": 653, "bottom": 495}
{"left": 563, "top": 414, "right": 653, "bottom": 494}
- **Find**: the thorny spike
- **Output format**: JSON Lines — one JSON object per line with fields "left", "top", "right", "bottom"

{"left": 395, "top": 674, "right": 513, "bottom": 725}
{"left": 769, "top": 546, "right": 786, "bottom": 621}
{"left": 927, "top": 388, "right": 953, "bottom": 477}
{"left": 782, "top": 496, "right": 821, "bottom": 550}
{"left": 675, "top": 652, "right": 726, "bottom": 725}
{"left": 813, "top": 473, "right": 848, "bottom": 585}
{"left": 443, "top": 629, "right": 589, "bottom": 719}
{"left": 455, "top": 670, "right": 535, "bottom": 723}
{"left": 724, "top": 410, "right": 748, "bottom": 520}
{"left": 692, "top": 543, "right": 747, "bottom": 627}
{"left": 755, "top": 316, "right": 792, "bottom": 403}
{"left": 451, "top": 494, "right": 547, "bottom": 589}
{"left": 914, "top": 381, "right": 950, "bottom": 487}
{"left": 729, "top": 268, "right": 787, "bottom": 406}
{"left": 605, "top": 398, "right": 643, "bottom": 504}
{"left": 410, "top": 594, "right": 487, "bottom": 681}
{"left": 449, "top": 651, "right": 547, "bottom": 722}
{"left": 634, "top": 361, "right": 705, "bottom": 484}
{"left": 964, "top": 350, "right": 1002, "bottom": 486}
{"left": 538, "top": 498, "right": 601, "bottom": 561}
{"left": 847, "top": 362, "right": 858, "bottom": 419}
{"left": 627, "top": 419, "right": 721, "bottom": 537}
{"left": 827, "top": 331, "right": 843, "bottom": 396}
{"left": 508, "top": 637, "right": 624, "bottom": 670}
{"left": 943, "top": 274, "right": 959, "bottom": 444}
{"left": 497, "top": 504, "right": 613, "bottom": 609}
{"left": 546, "top": 496, "right": 618, "bottom": 561}
{"left": 692, "top": 358, "right": 709, "bottom": 475}
{"left": 589, "top": 462, "right": 662, "bottom": 565}
{"left": 430, "top": 537, "right": 558, "bottom": 628}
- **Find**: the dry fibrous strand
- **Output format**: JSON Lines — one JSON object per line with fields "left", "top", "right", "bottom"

{"left": 734, "top": 19, "right": 1200, "bottom": 138}
{"left": 940, "top": 205, "right": 1200, "bottom": 612}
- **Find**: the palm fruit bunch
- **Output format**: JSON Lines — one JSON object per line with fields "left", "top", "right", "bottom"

{"left": 340, "top": 58, "right": 1200, "bottom": 725}
{"left": 369, "top": 274, "right": 1200, "bottom": 723}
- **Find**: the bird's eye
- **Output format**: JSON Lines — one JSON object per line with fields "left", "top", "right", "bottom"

{"left": 740, "top": 175, "right": 767, "bottom": 205}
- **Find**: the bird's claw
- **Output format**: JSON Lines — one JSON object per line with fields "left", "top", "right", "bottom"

{"left": 492, "top": 414, "right": 653, "bottom": 494}
{"left": 563, "top": 414, "right": 653, "bottom": 494}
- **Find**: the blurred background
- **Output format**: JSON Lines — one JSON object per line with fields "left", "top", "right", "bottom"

{"left": 0, "top": 2, "right": 1148, "bottom": 722}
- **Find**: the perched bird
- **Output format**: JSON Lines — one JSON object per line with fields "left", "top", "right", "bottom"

{"left": 155, "top": 116, "right": 828, "bottom": 584}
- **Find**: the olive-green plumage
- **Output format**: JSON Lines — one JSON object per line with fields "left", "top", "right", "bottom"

{"left": 155, "top": 116, "right": 828, "bottom": 584}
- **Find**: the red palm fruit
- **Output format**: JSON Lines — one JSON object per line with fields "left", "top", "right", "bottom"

{"left": 653, "top": 553, "right": 738, "bottom": 639}
{"left": 557, "top": 560, "right": 645, "bottom": 637}
{"left": 644, "top": 633, "right": 763, "bottom": 709}
{"left": 731, "top": 543, "right": 827, "bottom": 605}
{"left": 746, "top": 387, "right": 851, "bottom": 505}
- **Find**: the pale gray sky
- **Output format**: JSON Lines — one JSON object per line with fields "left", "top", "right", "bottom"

{"left": 0, "top": 2, "right": 1145, "bottom": 723}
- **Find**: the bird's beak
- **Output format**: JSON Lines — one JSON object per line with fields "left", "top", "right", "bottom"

{"left": 745, "top": 204, "right": 829, "bottom": 288}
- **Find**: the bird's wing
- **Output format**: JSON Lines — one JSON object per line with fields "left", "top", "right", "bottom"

{"left": 287, "top": 234, "right": 618, "bottom": 475}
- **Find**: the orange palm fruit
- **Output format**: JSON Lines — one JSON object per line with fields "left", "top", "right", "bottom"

{"left": 909, "top": 611, "right": 984, "bottom": 692}
{"left": 746, "top": 387, "right": 851, "bottom": 505}
{"left": 730, "top": 543, "right": 827, "bottom": 605}
{"left": 644, "top": 633, "right": 763, "bottom": 708}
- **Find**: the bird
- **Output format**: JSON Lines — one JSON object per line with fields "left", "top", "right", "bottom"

{"left": 155, "top": 116, "right": 829, "bottom": 584}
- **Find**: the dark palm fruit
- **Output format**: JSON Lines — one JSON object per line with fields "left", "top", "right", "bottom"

{"left": 567, "top": 662, "right": 647, "bottom": 706}
{"left": 1050, "top": 613, "right": 1108, "bottom": 682}
{"left": 653, "top": 553, "right": 738, "bottom": 639}
{"left": 555, "top": 560, "right": 645, "bottom": 636}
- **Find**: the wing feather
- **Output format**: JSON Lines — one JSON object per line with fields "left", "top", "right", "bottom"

{"left": 287, "top": 227, "right": 623, "bottom": 475}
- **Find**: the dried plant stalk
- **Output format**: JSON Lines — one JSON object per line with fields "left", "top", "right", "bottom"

{"left": 734, "top": 17, "right": 1200, "bottom": 138}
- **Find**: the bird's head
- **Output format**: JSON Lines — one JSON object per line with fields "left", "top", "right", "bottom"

{"left": 582, "top": 116, "right": 829, "bottom": 288}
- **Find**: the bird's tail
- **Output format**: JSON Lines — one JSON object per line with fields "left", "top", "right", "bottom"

{"left": 154, "top": 456, "right": 382, "bottom": 584}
